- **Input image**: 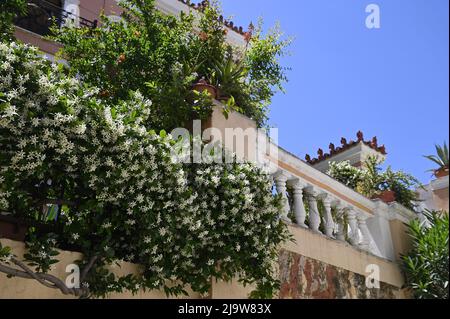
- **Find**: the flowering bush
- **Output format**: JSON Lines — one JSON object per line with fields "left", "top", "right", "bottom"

{"left": 327, "top": 161, "right": 365, "bottom": 190}
{"left": 0, "top": 42, "right": 288, "bottom": 298}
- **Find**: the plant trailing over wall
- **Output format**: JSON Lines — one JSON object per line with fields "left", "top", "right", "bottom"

{"left": 0, "top": 41, "right": 289, "bottom": 298}
{"left": 50, "top": 0, "right": 290, "bottom": 129}
{"left": 402, "top": 210, "right": 449, "bottom": 299}
{"left": 327, "top": 156, "right": 421, "bottom": 210}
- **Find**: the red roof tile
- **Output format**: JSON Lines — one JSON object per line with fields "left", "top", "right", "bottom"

{"left": 305, "top": 131, "right": 387, "bottom": 165}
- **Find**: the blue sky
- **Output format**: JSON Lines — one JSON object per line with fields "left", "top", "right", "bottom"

{"left": 221, "top": 0, "right": 449, "bottom": 183}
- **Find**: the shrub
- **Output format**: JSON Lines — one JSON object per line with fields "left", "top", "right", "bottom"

{"left": 402, "top": 210, "right": 449, "bottom": 299}
{"left": 51, "top": 0, "right": 290, "bottom": 129}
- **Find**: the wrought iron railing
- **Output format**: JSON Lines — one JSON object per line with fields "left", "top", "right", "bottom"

{"left": 14, "top": 0, "right": 97, "bottom": 36}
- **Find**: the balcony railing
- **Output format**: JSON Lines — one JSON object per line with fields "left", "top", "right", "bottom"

{"left": 14, "top": 0, "right": 97, "bottom": 36}
{"left": 267, "top": 143, "right": 417, "bottom": 261}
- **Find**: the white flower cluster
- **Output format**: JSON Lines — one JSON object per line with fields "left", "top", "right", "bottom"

{"left": 0, "top": 42, "right": 287, "bottom": 296}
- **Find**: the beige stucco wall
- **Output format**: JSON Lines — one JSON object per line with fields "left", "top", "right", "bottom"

{"left": 203, "top": 103, "right": 259, "bottom": 162}
{"left": 1, "top": 223, "right": 407, "bottom": 299}
{"left": 389, "top": 220, "right": 412, "bottom": 261}
{"left": 14, "top": 27, "right": 61, "bottom": 56}
{"left": 0, "top": 239, "right": 202, "bottom": 299}
{"left": 433, "top": 188, "right": 449, "bottom": 213}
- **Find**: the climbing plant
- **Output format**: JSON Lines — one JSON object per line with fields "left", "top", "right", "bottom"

{"left": 0, "top": 41, "right": 289, "bottom": 298}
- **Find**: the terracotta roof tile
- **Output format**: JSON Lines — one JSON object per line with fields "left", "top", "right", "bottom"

{"left": 305, "top": 131, "right": 387, "bottom": 165}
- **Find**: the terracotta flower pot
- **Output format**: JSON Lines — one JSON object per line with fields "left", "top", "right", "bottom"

{"left": 372, "top": 190, "right": 396, "bottom": 204}
{"left": 434, "top": 167, "right": 449, "bottom": 179}
{"left": 192, "top": 79, "right": 217, "bottom": 99}
{"left": 216, "top": 88, "right": 231, "bottom": 102}
{"left": 0, "top": 215, "right": 28, "bottom": 242}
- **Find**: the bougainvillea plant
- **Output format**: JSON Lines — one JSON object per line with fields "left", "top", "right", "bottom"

{"left": 0, "top": 41, "right": 289, "bottom": 298}
{"left": 51, "top": 0, "right": 290, "bottom": 129}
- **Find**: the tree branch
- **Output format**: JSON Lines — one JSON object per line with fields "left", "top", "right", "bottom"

{"left": 0, "top": 258, "right": 90, "bottom": 297}
{"left": 11, "top": 257, "right": 57, "bottom": 289}
{"left": 80, "top": 255, "right": 98, "bottom": 283}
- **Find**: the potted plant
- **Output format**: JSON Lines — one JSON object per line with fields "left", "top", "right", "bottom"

{"left": 372, "top": 189, "right": 396, "bottom": 203}
{"left": 192, "top": 78, "right": 217, "bottom": 99}
{"left": 376, "top": 168, "right": 421, "bottom": 210}
{"left": 209, "top": 54, "right": 248, "bottom": 103}
{"left": 424, "top": 142, "right": 449, "bottom": 178}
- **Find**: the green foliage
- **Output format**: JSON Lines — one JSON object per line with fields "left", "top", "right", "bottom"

{"left": 355, "top": 155, "right": 384, "bottom": 198}
{"left": 0, "top": 242, "right": 12, "bottom": 261}
{"left": 379, "top": 167, "right": 421, "bottom": 210}
{"left": 327, "top": 156, "right": 420, "bottom": 210}
{"left": 0, "top": 41, "right": 289, "bottom": 298}
{"left": 210, "top": 52, "right": 247, "bottom": 104}
{"left": 23, "top": 232, "right": 60, "bottom": 273}
{"left": 51, "top": 0, "right": 290, "bottom": 129}
{"left": 243, "top": 21, "right": 291, "bottom": 127}
{"left": 402, "top": 210, "right": 449, "bottom": 299}
{"left": 424, "top": 142, "right": 449, "bottom": 171}
{"left": 0, "top": 0, "right": 26, "bottom": 41}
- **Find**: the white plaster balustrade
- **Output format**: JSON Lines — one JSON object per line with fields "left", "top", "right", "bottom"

{"left": 267, "top": 145, "right": 416, "bottom": 261}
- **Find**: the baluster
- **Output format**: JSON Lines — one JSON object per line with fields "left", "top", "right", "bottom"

{"left": 306, "top": 188, "right": 321, "bottom": 233}
{"left": 334, "top": 203, "right": 347, "bottom": 241}
{"left": 274, "top": 172, "right": 291, "bottom": 222}
{"left": 319, "top": 194, "right": 335, "bottom": 238}
{"left": 346, "top": 208, "right": 360, "bottom": 246}
{"left": 357, "top": 213, "right": 371, "bottom": 251}
{"left": 290, "top": 180, "right": 308, "bottom": 228}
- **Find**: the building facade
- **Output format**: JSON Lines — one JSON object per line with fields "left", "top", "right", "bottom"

{"left": 2, "top": 0, "right": 446, "bottom": 299}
